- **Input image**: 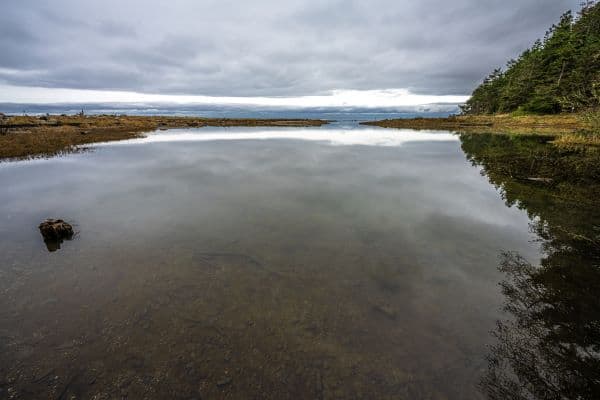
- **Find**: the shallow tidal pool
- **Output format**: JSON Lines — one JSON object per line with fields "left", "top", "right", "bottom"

{"left": 1, "top": 124, "right": 598, "bottom": 399}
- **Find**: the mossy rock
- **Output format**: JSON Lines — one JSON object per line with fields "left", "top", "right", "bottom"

{"left": 38, "top": 219, "right": 74, "bottom": 252}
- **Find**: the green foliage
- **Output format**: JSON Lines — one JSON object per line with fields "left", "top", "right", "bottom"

{"left": 582, "top": 109, "right": 600, "bottom": 132}
{"left": 461, "top": 1, "right": 600, "bottom": 115}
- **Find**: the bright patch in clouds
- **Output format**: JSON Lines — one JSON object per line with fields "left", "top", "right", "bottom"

{"left": 0, "top": 85, "right": 468, "bottom": 108}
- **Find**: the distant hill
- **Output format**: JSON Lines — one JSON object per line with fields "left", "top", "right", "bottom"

{"left": 461, "top": 1, "right": 600, "bottom": 115}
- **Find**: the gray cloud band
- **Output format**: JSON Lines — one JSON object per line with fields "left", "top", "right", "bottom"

{"left": 0, "top": 0, "right": 581, "bottom": 96}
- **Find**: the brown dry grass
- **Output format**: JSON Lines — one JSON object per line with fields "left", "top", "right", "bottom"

{"left": 0, "top": 115, "right": 328, "bottom": 160}
{"left": 361, "top": 114, "right": 599, "bottom": 146}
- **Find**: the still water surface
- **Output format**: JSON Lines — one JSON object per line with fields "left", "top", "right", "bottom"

{"left": 1, "top": 124, "right": 598, "bottom": 399}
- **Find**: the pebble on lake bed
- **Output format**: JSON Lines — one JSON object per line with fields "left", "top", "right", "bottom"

{"left": 38, "top": 219, "right": 74, "bottom": 252}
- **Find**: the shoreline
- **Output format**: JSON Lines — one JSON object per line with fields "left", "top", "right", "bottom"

{"left": 361, "top": 114, "right": 598, "bottom": 146}
{"left": 0, "top": 115, "right": 329, "bottom": 160}
{"left": 2, "top": 112, "right": 598, "bottom": 161}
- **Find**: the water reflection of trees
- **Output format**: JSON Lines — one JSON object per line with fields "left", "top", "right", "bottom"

{"left": 459, "top": 133, "right": 600, "bottom": 399}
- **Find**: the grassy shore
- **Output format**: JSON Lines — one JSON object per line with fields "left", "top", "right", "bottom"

{"left": 0, "top": 114, "right": 328, "bottom": 160}
{"left": 361, "top": 114, "right": 599, "bottom": 146}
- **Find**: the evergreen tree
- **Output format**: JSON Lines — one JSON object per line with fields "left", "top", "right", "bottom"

{"left": 461, "top": 1, "right": 600, "bottom": 115}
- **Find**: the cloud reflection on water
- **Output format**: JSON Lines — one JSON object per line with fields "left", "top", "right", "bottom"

{"left": 92, "top": 127, "right": 459, "bottom": 148}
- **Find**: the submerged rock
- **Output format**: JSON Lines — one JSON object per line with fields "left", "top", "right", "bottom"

{"left": 216, "top": 377, "right": 232, "bottom": 388}
{"left": 526, "top": 177, "right": 553, "bottom": 184}
{"left": 38, "top": 219, "right": 74, "bottom": 252}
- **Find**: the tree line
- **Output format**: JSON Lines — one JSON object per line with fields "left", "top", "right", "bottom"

{"left": 461, "top": 1, "right": 600, "bottom": 115}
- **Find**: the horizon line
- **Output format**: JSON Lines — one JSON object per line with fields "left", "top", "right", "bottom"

{"left": 0, "top": 85, "right": 469, "bottom": 109}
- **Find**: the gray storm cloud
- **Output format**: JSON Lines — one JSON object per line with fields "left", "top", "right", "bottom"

{"left": 0, "top": 0, "right": 581, "bottom": 97}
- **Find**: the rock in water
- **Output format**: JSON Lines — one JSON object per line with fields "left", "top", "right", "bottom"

{"left": 38, "top": 219, "right": 74, "bottom": 252}
{"left": 39, "top": 219, "right": 73, "bottom": 239}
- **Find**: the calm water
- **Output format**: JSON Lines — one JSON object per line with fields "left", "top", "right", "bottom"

{"left": 0, "top": 103, "right": 455, "bottom": 121}
{"left": 1, "top": 124, "right": 598, "bottom": 399}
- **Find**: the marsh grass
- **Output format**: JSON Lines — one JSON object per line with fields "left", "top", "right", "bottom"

{"left": 362, "top": 113, "right": 600, "bottom": 146}
{"left": 0, "top": 115, "right": 328, "bottom": 160}
{"left": 581, "top": 109, "right": 600, "bottom": 133}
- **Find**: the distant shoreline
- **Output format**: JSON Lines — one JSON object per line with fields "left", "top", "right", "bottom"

{"left": 0, "top": 114, "right": 328, "bottom": 160}
{"left": 361, "top": 114, "right": 598, "bottom": 146}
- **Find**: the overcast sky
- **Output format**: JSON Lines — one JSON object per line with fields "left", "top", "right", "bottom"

{"left": 0, "top": 0, "right": 581, "bottom": 104}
